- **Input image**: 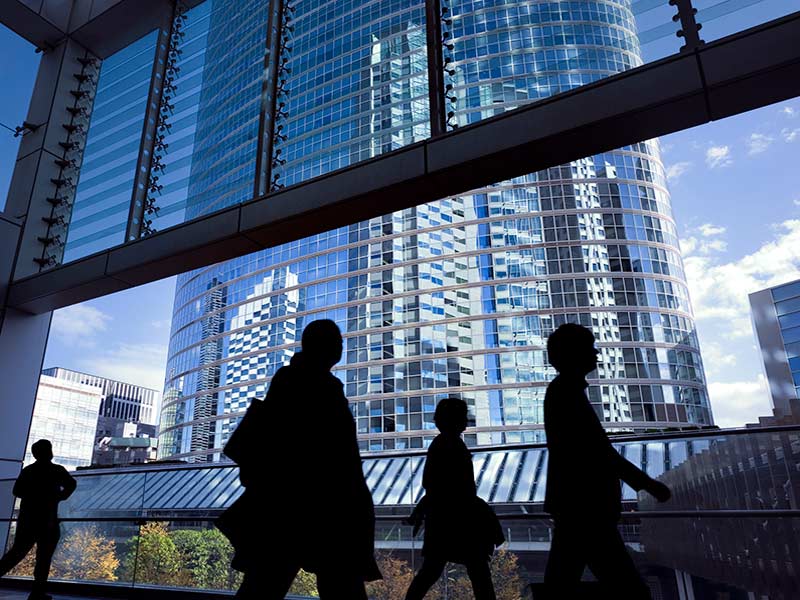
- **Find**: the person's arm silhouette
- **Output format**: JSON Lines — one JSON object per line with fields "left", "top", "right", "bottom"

{"left": 11, "top": 469, "right": 30, "bottom": 500}
{"left": 58, "top": 466, "right": 77, "bottom": 501}
{"left": 609, "top": 447, "right": 671, "bottom": 502}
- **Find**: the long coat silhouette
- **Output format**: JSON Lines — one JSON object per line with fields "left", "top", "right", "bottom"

{"left": 219, "top": 350, "right": 380, "bottom": 590}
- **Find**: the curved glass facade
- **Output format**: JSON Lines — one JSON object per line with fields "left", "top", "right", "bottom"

{"left": 159, "top": 0, "right": 711, "bottom": 461}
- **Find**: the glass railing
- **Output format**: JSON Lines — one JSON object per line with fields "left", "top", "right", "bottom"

{"left": 1, "top": 425, "right": 798, "bottom": 598}
{"left": 3, "top": 513, "right": 798, "bottom": 599}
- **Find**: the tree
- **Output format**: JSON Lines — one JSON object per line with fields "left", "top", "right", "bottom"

{"left": 171, "top": 528, "right": 241, "bottom": 590}
{"left": 489, "top": 548, "right": 525, "bottom": 600}
{"left": 431, "top": 548, "right": 525, "bottom": 600}
{"left": 367, "top": 554, "right": 417, "bottom": 600}
{"left": 289, "top": 569, "right": 319, "bottom": 597}
{"left": 121, "top": 522, "right": 187, "bottom": 586}
{"left": 8, "top": 525, "right": 119, "bottom": 582}
{"left": 55, "top": 525, "right": 119, "bottom": 581}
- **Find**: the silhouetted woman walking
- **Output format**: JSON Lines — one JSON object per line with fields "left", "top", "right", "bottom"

{"left": 405, "top": 398, "right": 502, "bottom": 600}
{"left": 219, "top": 319, "right": 381, "bottom": 599}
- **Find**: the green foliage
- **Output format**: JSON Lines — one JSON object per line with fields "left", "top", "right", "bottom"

{"left": 121, "top": 522, "right": 186, "bottom": 586}
{"left": 120, "top": 523, "right": 244, "bottom": 590}
{"left": 289, "top": 569, "right": 319, "bottom": 597}
{"left": 171, "top": 528, "right": 241, "bottom": 590}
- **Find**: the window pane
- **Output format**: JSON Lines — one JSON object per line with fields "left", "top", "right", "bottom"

{"left": 63, "top": 30, "right": 159, "bottom": 262}
{"left": 773, "top": 280, "right": 800, "bottom": 302}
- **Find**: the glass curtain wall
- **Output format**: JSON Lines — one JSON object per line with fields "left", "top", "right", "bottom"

{"left": 63, "top": 31, "right": 159, "bottom": 262}
{"left": 159, "top": 0, "right": 711, "bottom": 461}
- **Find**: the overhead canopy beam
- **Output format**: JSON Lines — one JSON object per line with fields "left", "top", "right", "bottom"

{"left": 0, "top": 0, "right": 206, "bottom": 58}
{"left": 8, "top": 11, "right": 800, "bottom": 314}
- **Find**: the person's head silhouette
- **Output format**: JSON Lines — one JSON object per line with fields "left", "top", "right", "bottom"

{"left": 301, "top": 319, "right": 343, "bottom": 370}
{"left": 31, "top": 439, "right": 54, "bottom": 462}
{"left": 547, "top": 323, "right": 600, "bottom": 378}
{"left": 434, "top": 397, "right": 468, "bottom": 436}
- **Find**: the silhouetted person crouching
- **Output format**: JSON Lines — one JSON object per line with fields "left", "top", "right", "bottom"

{"left": 405, "top": 398, "right": 503, "bottom": 600}
{"left": 543, "top": 324, "right": 671, "bottom": 599}
{"left": 0, "top": 440, "right": 76, "bottom": 599}
{"left": 219, "top": 319, "right": 380, "bottom": 599}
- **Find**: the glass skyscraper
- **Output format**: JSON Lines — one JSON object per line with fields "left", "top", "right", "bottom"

{"left": 153, "top": 0, "right": 711, "bottom": 461}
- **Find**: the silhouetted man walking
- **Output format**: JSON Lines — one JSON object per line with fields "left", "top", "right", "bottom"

{"left": 0, "top": 439, "right": 76, "bottom": 599}
{"left": 543, "top": 324, "right": 670, "bottom": 599}
{"left": 219, "top": 319, "right": 380, "bottom": 599}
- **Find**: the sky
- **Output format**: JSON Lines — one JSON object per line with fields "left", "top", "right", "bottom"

{"left": 2, "top": 3, "right": 800, "bottom": 428}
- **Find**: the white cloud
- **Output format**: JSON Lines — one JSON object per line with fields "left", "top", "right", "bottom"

{"left": 747, "top": 133, "right": 773, "bottom": 155}
{"left": 706, "top": 375, "right": 772, "bottom": 429}
{"left": 680, "top": 223, "right": 728, "bottom": 256}
{"left": 684, "top": 220, "right": 800, "bottom": 338}
{"left": 699, "top": 340, "right": 737, "bottom": 377}
{"left": 705, "top": 145, "right": 732, "bottom": 169}
{"left": 150, "top": 319, "right": 172, "bottom": 330}
{"left": 665, "top": 161, "right": 691, "bottom": 182}
{"left": 782, "top": 128, "right": 800, "bottom": 143}
{"left": 782, "top": 106, "right": 796, "bottom": 118}
{"left": 794, "top": 198, "right": 800, "bottom": 207}
{"left": 681, "top": 237, "right": 727, "bottom": 256}
{"left": 50, "top": 304, "right": 111, "bottom": 348}
{"left": 77, "top": 343, "right": 168, "bottom": 392}
{"left": 697, "top": 223, "right": 726, "bottom": 237}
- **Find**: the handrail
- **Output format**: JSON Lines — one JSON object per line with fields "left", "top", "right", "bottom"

{"left": 1, "top": 509, "right": 799, "bottom": 523}
{"left": 0, "top": 423, "right": 796, "bottom": 483}
{"left": 64, "top": 423, "right": 800, "bottom": 476}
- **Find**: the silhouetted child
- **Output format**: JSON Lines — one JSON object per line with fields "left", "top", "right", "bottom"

{"left": 0, "top": 439, "right": 76, "bottom": 600}
{"left": 219, "top": 319, "right": 380, "bottom": 599}
{"left": 543, "top": 324, "right": 671, "bottom": 599}
{"left": 405, "top": 398, "right": 502, "bottom": 600}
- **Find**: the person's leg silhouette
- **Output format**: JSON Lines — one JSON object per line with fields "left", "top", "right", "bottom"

{"left": 316, "top": 571, "right": 367, "bottom": 600}
{"left": 0, "top": 525, "right": 36, "bottom": 578}
{"left": 465, "top": 560, "right": 497, "bottom": 600}
{"left": 543, "top": 519, "right": 586, "bottom": 595}
{"left": 30, "top": 526, "right": 60, "bottom": 598}
{"left": 584, "top": 522, "right": 651, "bottom": 599}
{"left": 545, "top": 519, "right": 651, "bottom": 600}
{"left": 236, "top": 561, "right": 298, "bottom": 599}
{"left": 405, "top": 556, "right": 447, "bottom": 600}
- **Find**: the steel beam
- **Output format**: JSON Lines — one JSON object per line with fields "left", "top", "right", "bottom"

{"left": 7, "top": 11, "right": 800, "bottom": 314}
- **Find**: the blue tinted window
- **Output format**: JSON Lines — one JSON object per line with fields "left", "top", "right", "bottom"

{"left": 63, "top": 30, "right": 159, "bottom": 262}
{"left": 789, "top": 356, "right": 800, "bottom": 372}
{"left": 776, "top": 296, "right": 800, "bottom": 317}
{"left": 782, "top": 326, "right": 800, "bottom": 345}
{"left": 772, "top": 280, "right": 800, "bottom": 302}
{"left": 794, "top": 372, "right": 800, "bottom": 386}
{"left": 778, "top": 311, "right": 800, "bottom": 330}
{"left": 787, "top": 342, "right": 800, "bottom": 359}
